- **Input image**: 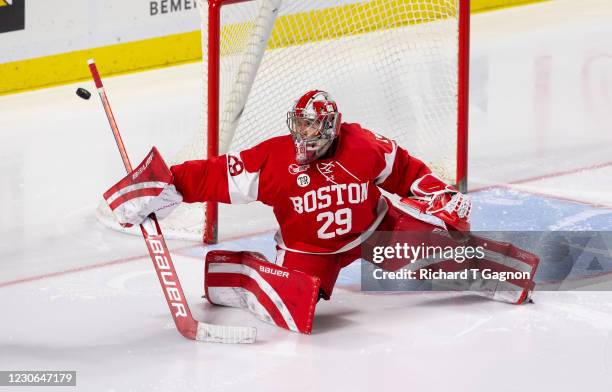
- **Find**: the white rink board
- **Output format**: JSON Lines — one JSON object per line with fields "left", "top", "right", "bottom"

{"left": 0, "top": 0, "right": 370, "bottom": 63}
{"left": 0, "top": 0, "right": 200, "bottom": 62}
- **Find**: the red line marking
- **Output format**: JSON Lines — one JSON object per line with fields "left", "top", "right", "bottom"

{"left": 508, "top": 160, "right": 612, "bottom": 186}
{"left": 0, "top": 228, "right": 276, "bottom": 289}
{"left": 471, "top": 160, "right": 612, "bottom": 194}
{"left": 175, "top": 229, "right": 277, "bottom": 261}
{"left": 0, "top": 254, "right": 145, "bottom": 289}
{"left": 472, "top": 182, "right": 612, "bottom": 210}
{"left": 507, "top": 187, "right": 612, "bottom": 209}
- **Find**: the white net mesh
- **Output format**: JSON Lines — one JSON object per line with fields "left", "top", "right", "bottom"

{"left": 98, "top": 0, "right": 463, "bottom": 241}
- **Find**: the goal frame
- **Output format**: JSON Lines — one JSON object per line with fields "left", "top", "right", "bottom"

{"left": 203, "top": 0, "right": 470, "bottom": 244}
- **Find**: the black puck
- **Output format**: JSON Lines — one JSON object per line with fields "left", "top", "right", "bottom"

{"left": 76, "top": 87, "right": 91, "bottom": 100}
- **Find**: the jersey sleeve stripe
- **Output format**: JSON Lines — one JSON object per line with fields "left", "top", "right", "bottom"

{"left": 374, "top": 140, "right": 398, "bottom": 185}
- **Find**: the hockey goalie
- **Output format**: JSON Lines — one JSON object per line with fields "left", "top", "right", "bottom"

{"left": 103, "top": 90, "right": 539, "bottom": 334}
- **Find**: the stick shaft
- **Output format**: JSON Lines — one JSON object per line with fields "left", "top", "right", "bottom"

{"left": 87, "top": 59, "right": 198, "bottom": 339}
{"left": 88, "top": 60, "right": 133, "bottom": 173}
{"left": 86, "top": 59, "right": 255, "bottom": 343}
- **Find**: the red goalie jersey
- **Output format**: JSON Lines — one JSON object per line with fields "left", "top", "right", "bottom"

{"left": 170, "top": 123, "right": 431, "bottom": 254}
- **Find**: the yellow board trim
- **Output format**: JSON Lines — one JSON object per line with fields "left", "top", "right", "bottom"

{"left": 0, "top": 0, "right": 548, "bottom": 96}
{"left": 0, "top": 31, "right": 202, "bottom": 95}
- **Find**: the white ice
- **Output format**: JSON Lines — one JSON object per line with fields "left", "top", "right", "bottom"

{"left": 1, "top": 1, "right": 612, "bottom": 391}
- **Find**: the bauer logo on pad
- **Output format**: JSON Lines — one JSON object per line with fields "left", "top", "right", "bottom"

{"left": 0, "top": 0, "right": 24, "bottom": 33}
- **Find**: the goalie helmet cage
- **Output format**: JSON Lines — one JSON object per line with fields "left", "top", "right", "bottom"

{"left": 192, "top": 0, "right": 470, "bottom": 244}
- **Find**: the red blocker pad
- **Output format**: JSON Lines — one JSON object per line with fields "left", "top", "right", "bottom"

{"left": 205, "top": 251, "right": 321, "bottom": 334}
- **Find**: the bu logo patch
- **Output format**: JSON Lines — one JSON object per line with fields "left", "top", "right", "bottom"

{"left": 227, "top": 155, "right": 244, "bottom": 176}
{"left": 0, "top": 0, "right": 25, "bottom": 33}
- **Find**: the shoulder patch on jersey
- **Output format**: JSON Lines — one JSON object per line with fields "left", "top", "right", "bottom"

{"left": 296, "top": 173, "right": 310, "bottom": 187}
{"left": 289, "top": 163, "right": 310, "bottom": 175}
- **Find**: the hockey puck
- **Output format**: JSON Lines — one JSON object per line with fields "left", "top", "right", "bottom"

{"left": 76, "top": 87, "right": 91, "bottom": 100}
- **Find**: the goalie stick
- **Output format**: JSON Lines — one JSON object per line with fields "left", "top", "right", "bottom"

{"left": 86, "top": 59, "right": 256, "bottom": 344}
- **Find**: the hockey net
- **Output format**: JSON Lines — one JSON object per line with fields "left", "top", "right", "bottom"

{"left": 97, "top": 0, "right": 469, "bottom": 242}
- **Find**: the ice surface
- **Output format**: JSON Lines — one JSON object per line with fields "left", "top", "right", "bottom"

{"left": 1, "top": 1, "right": 612, "bottom": 391}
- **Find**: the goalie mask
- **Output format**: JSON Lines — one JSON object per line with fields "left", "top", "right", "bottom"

{"left": 287, "top": 90, "right": 341, "bottom": 164}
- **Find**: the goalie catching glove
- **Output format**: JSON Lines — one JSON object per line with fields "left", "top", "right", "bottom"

{"left": 103, "top": 147, "right": 182, "bottom": 227}
{"left": 399, "top": 173, "right": 471, "bottom": 232}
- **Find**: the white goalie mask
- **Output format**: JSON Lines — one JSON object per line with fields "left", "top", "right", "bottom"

{"left": 287, "top": 90, "right": 341, "bottom": 164}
